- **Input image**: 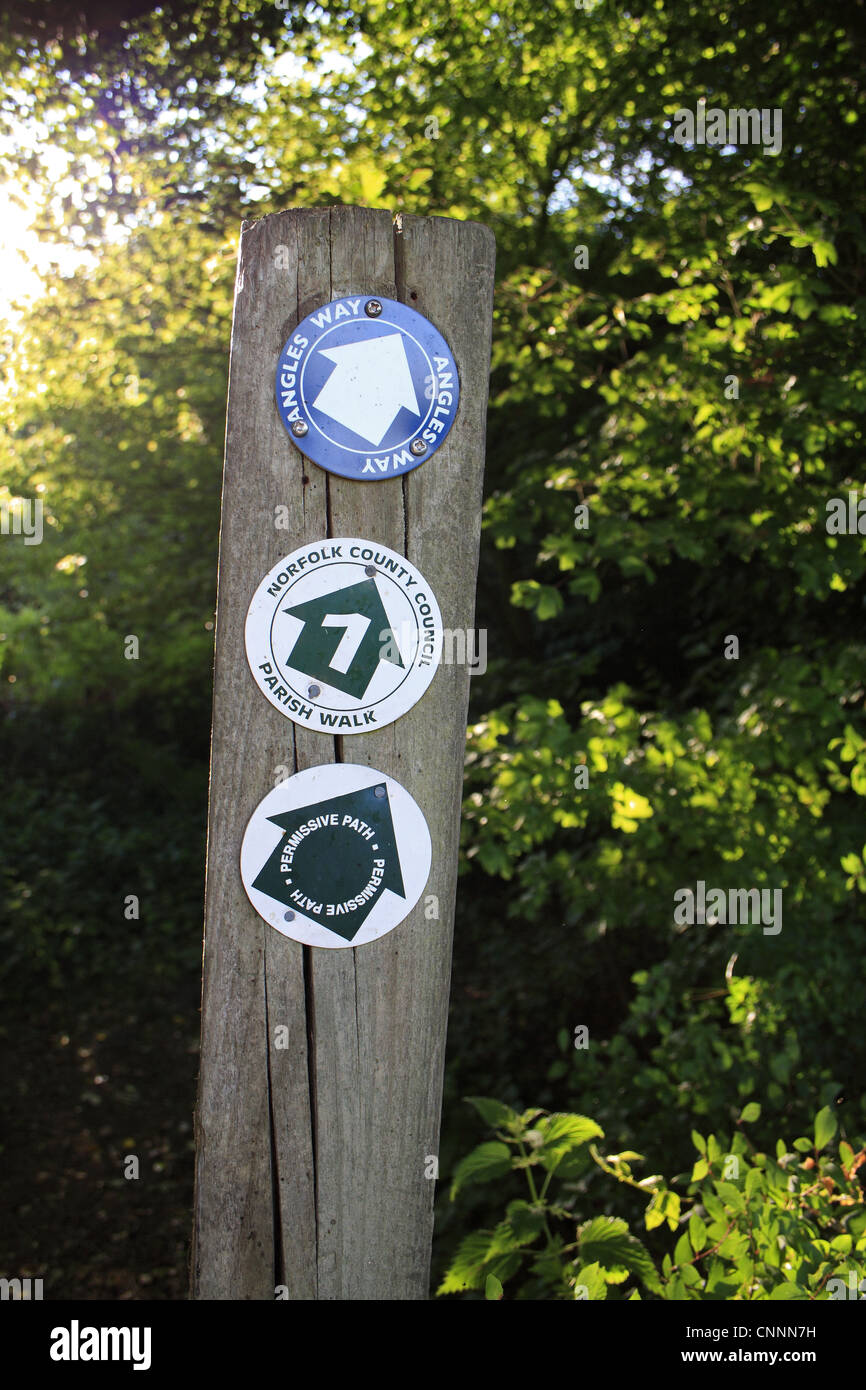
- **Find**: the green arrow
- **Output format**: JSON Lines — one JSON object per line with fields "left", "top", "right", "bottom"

{"left": 282, "top": 577, "right": 404, "bottom": 699}
{"left": 252, "top": 783, "right": 405, "bottom": 941}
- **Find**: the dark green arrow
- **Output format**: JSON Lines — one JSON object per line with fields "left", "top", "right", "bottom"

{"left": 282, "top": 577, "right": 404, "bottom": 699}
{"left": 252, "top": 783, "right": 406, "bottom": 941}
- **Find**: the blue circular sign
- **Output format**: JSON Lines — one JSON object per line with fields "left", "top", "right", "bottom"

{"left": 275, "top": 295, "right": 459, "bottom": 481}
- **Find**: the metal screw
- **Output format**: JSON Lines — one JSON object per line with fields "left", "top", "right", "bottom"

{"left": 410, "top": 438, "right": 427, "bottom": 456}
{"left": 284, "top": 911, "right": 295, "bottom": 922}
{"left": 365, "top": 565, "right": 376, "bottom": 576}
{"left": 308, "top": 684, "right": 321, "bottom": 698}
{"left": 374, "top": 785, "right": 386, "bottom": 798}
{"left": 292, "top": 420, "right": 309, "bottom": 437}
{"left": 365, "top": 299, "right": 383, "bottom": 317}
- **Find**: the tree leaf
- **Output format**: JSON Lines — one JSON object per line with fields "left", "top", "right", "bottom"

{"left": 484, "top": 1273, "right": 503, "bottom": 1300}
{"left": 814, "top": 1106, "right": 837, "bottom": 1151}
{"left": 506, "top": 1200, "right": 546, "bottom": 1243}
{"left": 536, "top": 1112, "right": 604, "bottom": 1170}
{"left": 572, "top": 1261, "right": 607, "bottom": 1301}
{"left": 436, "top": 1231, "right": 496, "bottom": 1294}
{"left": 449, "top": 1141, "right": 512, "bottom": 1198}
{"left": 464, "top": 1096, "right": 517, "bottom": 1130}
{"left": 769, "top": 1281, "right": 811, "bottom": 1300}
{"left": 577, "top": 1215, "right": 661, "bottom": 1292}
{"left": 689, "top": 1211, "right": 707, "bottom": 1254}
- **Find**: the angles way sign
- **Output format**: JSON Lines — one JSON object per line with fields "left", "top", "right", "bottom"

{"left": 275, "top": 295, "right": 459, "bottom": 480}
{"left": 240, "top": 763, "right": 432, "bottom": 948}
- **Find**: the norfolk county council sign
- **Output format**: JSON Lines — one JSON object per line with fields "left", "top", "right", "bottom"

{"left": 275, "top": 295, "right": 459, "bottom": 479}
{"left": 240, "top": 763, "right": 432, "bottom": 948}
{"left": 245, "top": 538, "right": 443, "bottom": 733}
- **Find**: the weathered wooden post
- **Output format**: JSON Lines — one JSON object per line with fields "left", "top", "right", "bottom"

{"left": 191, "top": 206, "right": 495, "bottom": 1299}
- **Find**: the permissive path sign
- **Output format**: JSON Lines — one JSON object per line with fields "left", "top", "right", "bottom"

{"left": 240, "top": 764, "right": 432, "bottom": 948}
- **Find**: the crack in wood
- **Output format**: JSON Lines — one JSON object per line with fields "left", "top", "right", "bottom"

{"left": 302, "top": 942, "right": 319, "bottom": 1296}
{"left": 263, "top": 957, "right": 285, "bottom": 1295}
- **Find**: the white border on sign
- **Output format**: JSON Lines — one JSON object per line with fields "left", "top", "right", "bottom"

{"left": 244, "top": 539, "right": 443, "bottom": 734}
{"left": 239, "top": 763, "right": 433, "bottom": 949}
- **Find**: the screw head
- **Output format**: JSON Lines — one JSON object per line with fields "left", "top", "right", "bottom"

{"left": 374, "top": 785, "right": 386, "bottom": 798}
{"left": 284, "top": 910, "right": 295, "bottom": 922}
{"left": 364, "top": 565, "right": 376, "bottom": 576}
{"left": 308, "top": 684, "right": 321, "bottom": 698}
{"left": 365, "top": 299, "right": 383, "bottom": 317}
{"left": 292, "top": 420, "right": 309, "bottom": 437}
{"left": 410, "top": 438, "right": 427, "bottom": 456}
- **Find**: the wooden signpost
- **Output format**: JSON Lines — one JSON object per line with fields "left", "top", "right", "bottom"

{"left": 191, "top": 206, "right": 495, "bottom": 1299}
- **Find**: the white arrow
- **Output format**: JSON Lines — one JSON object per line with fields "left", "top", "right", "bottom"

{"left": 312, "top": 333, "right": 420, "bottom": 446}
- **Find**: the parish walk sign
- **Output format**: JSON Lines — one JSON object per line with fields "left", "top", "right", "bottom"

{"left": 240, "top": 763, "right": 432, "bottom": 948}
{"left": 245, "top": 538, "right": 442, "bottom": 733}
{"left": 275, "top": 295, "right": 459, "bottom": 480}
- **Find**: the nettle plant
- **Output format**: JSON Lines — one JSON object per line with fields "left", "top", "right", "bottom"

{"left": 438, "top": 1099, "right": 866, "bottom": 1300}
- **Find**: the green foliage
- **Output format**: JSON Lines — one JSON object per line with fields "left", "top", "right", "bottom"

{"left": 2, "top": 0, "right": 865, "bottom": 1303}
{"left": 459, "top": 654, "right": 866, "bottom": 1176}
{"left": 440, "top": 1101, "right": 866, "bottom": 1300}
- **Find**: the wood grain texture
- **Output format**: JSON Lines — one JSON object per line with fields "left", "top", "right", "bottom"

{"left": 191, "top": 206, "right": 495, "bottom": 1300}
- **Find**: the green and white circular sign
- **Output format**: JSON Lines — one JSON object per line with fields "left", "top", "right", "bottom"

{"left": 240, "top": 763, "right": 432, "bottom": 948}
{"left": 245, "top": 538, "right": 442, "bottom": 733}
